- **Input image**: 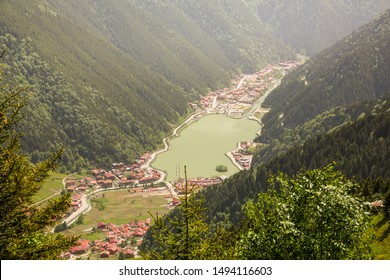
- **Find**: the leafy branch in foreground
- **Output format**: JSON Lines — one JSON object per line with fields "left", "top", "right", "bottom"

{"left": 239, "top": 165, "right": 372, "bottom": 260}
{"left": 0, "top": 65, "right": 77, "bottom": 259}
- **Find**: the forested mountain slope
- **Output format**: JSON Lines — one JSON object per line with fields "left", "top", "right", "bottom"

{"left": 197, "top": 11, "right": 390, "bottom": 225}
{"left": 0, "top": 0, "right": 294, "bottom": 170}
{"left": 247, "top": 0, "right": 390, "bottom": 55}
{"left": 204, "top": 96, "right": 390, "bottom": 225}
{"left": 257, "top": 9, "right": 390, "bottom": 147}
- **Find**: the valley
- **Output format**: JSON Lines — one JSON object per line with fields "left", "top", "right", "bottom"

{"left": 1, "top": 0, "right": 389, "bottom": 263}
{"left": 47, "top": 60, "right": 301, "bottom": 259}
{"left": 152, "top": 61, "right": 301, "bottom": 181}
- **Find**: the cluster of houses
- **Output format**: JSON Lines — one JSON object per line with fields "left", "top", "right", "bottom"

{"left": 60, "top": 61, "right": 304, "bottom": 260}
{"left": 230, "top": 141, "right": 257, "bottom": 170}
{"left": 62, "top": 219, "right": 151, "bottom": 259}
{"left": 173, "top": 177, "right": 223, "bottom": 195}
{"left": 63, "top": 152, "right": 163, "bottom": 219}
{"left": 198, "top": 61, "right": 300, "bottom": 118}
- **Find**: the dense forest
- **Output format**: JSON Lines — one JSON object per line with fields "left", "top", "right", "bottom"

{"left": 142, "top": 10, "right": 390, "bottom": 258}
{"left": 2, "top": 0, "right": 388, "bottom": 171}
{"left": 256, "top": 8, "right": 390, "bottom": 159}
{"left": 1, "top": 0, "right": 389, "bottom": 260}
{"left": 0, "top": 0, "right": 296, "bottom": 170}
{"left": 202, "top": 10, "right": 390, "bottom": 225}
{"left": 246, "top": 0, "right": 390, "bottom": 55}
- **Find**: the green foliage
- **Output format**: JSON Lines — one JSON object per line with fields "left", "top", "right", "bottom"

{"left": 366, "top": 213, "right": 390, "bottom": 260}
{"left": 384, "top": 190, "right": 390, "bottom": 218}
{"left": 75, "top": 213, "right": 84, "bottom": 226}
{"left": 0, "top": 0, "right": 296, "bottom": 170}
{"left": 267, "top": 97, "right": 390, "bottom": 181}
{"left": 141, "top": 167, "right": 238, "bottom": 260}
{"left": 0, "top": 68, "right": 77, "bottom": 259}
{"left": 144, "top": 194, "right": 209, "bottom": 260}
{"left": 215, "top": 165, "right": 228, "bottom": 172}
{"left": 118, "top": 252, "right": 125, "bottom": 260}
{"left": 53, "top": 222, "right": 68, "bottom": 233}
{"left": 253, "top": 106, "right": 356, "bottom": 166}
{"left": 91, "top": 198, "right": 106, "bottom": 211}
{"left": 199, "top": 96, "right": 390, "bottom": 251}
{"left": 239, "top": 166, "right": 372, "bottom": 259}
{"left": 258, "top": 9, "right": 390, "bottom": 144}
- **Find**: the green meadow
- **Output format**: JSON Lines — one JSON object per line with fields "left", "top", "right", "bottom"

{"left": 65, "top": 189, "right": 170, "bottom": 239}
{"left": 32, "top": 171, "right": 66, "bottom": 203}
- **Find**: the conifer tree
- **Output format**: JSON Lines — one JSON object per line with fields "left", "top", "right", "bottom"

{"left": 142, "top": 166, "right": 238, "bottom": 260}
{"left": 0, "top": 62, "right": 77, "bottom": 259}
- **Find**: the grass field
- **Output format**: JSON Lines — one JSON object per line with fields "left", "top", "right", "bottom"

{"left": 368, "top": 213, "right": 390, "bottom": 260}
{"left": 32, "top": 171, "right": 67, "bottom": 203}
{"left": 65, "top": 189, "right": 170, "bottom": 239}
{"left": 33, "top": 171, "right": 92, "bottom": 204}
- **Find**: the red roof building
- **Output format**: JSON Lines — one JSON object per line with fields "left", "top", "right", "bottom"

{"left": 124, "top": 249, "right": 135, "bottom": 259}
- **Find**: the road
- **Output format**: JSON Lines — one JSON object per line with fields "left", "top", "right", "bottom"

{"left": 244, "top": 78, "right": 281, "bottom": 118}
{"left": 57, "top": 69, "right": 288, "bottom": 227}
{"left": 63, "top": 195, "right": 90, "bottom": 226}
{"left": 236, "top": 75, "right": 249, "bottom": 90}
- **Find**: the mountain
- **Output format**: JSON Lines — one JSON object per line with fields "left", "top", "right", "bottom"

{"left": 197, "top": 10, "right": 390, "bottom": 225}
{"left": 0, "top": 0, "right": 295, "bottom": 170}
{"left": 204, "top": 92, "right": 390, "bottom": 227}
{"left": 256, "top": 9, "right": 390, "bottom": 149}
{"left": 247, "top": 0, "right": 390, "bottom": 55}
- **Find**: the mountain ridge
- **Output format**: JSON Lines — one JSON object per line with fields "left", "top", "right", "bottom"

{"left": 0, "top": 0, "right": 295, "bottom": 170}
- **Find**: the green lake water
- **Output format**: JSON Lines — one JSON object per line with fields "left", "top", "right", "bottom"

{"left": 152, "top": 114, "right": 259, "bottom": 181}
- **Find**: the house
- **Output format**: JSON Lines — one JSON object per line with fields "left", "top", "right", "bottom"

{"left": 87, "top": 180, "right": 97, "bottom": 187}
{"left": 106, "top": 243, "right": 118, "bottom": 255}
{"left": 102, "top": 180, "right": 113, "bottom": 188}
{"left": 134, "top": 228, "right": 144, "bottom": 237}
{"left": 370, "top": 200, "right": 384, "bottom": 208}
{"left": 71, "top": 201, "right": 80, "bottom": 208}
{"left": 66, "top": 186, "right": 76, "bottom": 192}
{"left": 78, "top": 185, "right": 88, "bottom": 192}
{"left": 78, "top": 239, "right": 91, "bottom": 248}
{"left": 104, "top": 172, "right": 115, "bottom": 180}
{"left": 65, "top": 180, "right": 76, "bottom": 187}
{"left": 107, "top": 223, "right": 118, "bottom": 232}
{"left": 124, "top": 249, "right": 135, "bottom": 259}
{"left": 119, "top": 179, "right": 133, "bottom": 188}
{"left": 172, "top": 197, "right": 181, "bottom": 206}
{"left": 97, "top": 222, "right": 107, "bottom": 230}
{"left": 69, "top": 245, "right": 86, "bottom": 255}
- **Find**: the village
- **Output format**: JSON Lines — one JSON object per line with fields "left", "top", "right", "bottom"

{"left": 63, "top": 152, "right": 225, "bottom": 223}
{"left": 194, "top": 61, "right": 300, "bottom": 170}
{"left": 62, "top": 219, "right": 151, "bottom": 259}
{"left": 195, "top": 61, "right": 299, "bottom": 118}
{"left": 59, "top": 61, "right": 301, "bottom": 259}
{"left": 60, "top": 155, "right": 225, "bottom": 259}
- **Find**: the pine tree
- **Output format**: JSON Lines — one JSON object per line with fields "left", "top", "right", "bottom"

{"left": 0, "top": 62, "right": 77, "bottom": 259}
{"left": 142, "top": 166, "right": 238, "bottom": 260}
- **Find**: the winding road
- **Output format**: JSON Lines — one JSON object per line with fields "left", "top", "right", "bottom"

{"left": 53, "top": 69, "right": 289, "bottom": 228}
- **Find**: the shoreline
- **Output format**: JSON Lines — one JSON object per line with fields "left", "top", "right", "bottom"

{"left": 148, "top": 68, "right": 288, "bottom": 180}
{"left": 54, "top": 62, "right": 300, "bottom": 232}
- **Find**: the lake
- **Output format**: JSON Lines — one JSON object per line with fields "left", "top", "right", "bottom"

{"left": 152, "top": 114, "right": 259, "bottom": 181}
